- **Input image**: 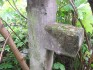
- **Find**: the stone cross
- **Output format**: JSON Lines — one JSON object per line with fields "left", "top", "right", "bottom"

{"left": 45, "top": 23, "right": 84, "bottom": 57}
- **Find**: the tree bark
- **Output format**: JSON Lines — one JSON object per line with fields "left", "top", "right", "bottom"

{"left": 27, "top": 0, "right": 57, "bottom": 70}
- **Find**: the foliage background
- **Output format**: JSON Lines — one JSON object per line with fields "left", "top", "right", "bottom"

{"left": 54, "top": 0, "right": 93, "bottom": 70}
{"left": 0, "top": 0, "right": 28, "bottom": 70}
{"left": 0, "top": 0, "right": 93, "bottom": 70}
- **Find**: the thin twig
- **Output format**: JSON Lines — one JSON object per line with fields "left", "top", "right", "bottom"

{"left": 12, "top": 0, "right": 27, "bottom": 19}
{"left": 0, "top": 33, "right": 10, "bottom": 62}
{"left": 69, "top": 0, "right": 78, "bottom": 17}
{"left": 69, "top": 0, "right": 91, "bottom": 50}
{"left": 78, "top": 19, "right": 91, "bottom": 50}
{"left": 7, "top": 0, "right": 16, "bottom": 11}
{"left": 7, "top": 0, "right": 27, "bottom": 19}
{"left": 69, "top": 0, "right": 78, "bottom": 26}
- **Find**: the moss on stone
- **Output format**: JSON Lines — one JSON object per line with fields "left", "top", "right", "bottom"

{"left": 45, "top": 24, "right": 78, "bottom": 38}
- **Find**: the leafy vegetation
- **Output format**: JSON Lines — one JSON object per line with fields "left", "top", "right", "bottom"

{"left": 53, "top": 62, "right": 65, "bottom": 70}
{"left": 0, "top": 0, "right": 28, "bottom": 70}
{"left": 0, "top": 0, "right": 93, "bottom": 70}
{"left": 54, "top": 0, "right": 93, "bottom": 70}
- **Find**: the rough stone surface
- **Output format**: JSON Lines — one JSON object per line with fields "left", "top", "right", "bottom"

{"left": 27, "top": 0, "right": 57, "bottom": 70}
{"left": 45, "top": 23, "right": 84, "bottom": 57}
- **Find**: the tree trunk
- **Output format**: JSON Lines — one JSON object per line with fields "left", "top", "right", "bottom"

{"left": 27, "top": 0, "right": 57, "bottom": 70}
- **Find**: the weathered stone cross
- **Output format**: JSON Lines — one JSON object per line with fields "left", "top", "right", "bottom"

{"left": 45, "top": 23, "right": 84, "bottom": 57}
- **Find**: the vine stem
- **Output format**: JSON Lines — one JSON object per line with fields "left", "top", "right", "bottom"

{"left": 69, "top": 0, "right": 91, "bottom": 50}
{"left": 69, "top": 0, "right": 91, "bottom": 70}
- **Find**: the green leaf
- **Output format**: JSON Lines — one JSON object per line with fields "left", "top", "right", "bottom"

{"left": 62, "top": 4, "right": 73, "bottom": 11}
{"left": 81, "top": 44, "right": 88, "bottom": 54}
{"left": 53, "top": 62, "right": 65, "bottom": 70}
{"left": 0, "top": 63, "right": 13, "bottom": 69}
{"left": 0, "top": 0, "right": 4, "bottom": 6}
{"left": 17, "top": 42, "right": 23, "bottom": 47}
{"left": 77, "top": 3, "right": 93, "bottom": 34}
{"left": 5, "top": 45, "right": 10, "bottom": 51}
{"left": 91, "top": 64, "right": 93, "bottom": 68}
{"left": 75, "top": 0, "right": 87, "bottom": 7}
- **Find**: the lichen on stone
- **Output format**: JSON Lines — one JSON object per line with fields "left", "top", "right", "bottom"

{"left": 44, "top": 23, "right": 84, "bottom": 57}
